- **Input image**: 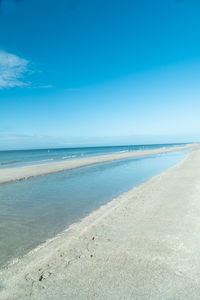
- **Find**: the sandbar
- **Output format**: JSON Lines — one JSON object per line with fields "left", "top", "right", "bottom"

{"left": 0, "top": 143, "right": 194, "bottom": 185}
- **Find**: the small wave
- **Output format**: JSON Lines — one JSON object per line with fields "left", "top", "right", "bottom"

{"left": 62, "top": 154, "right": 83, "bottom": 159}
{"left": 0, "top": 160, "right": 20, "bottom": 166}
{"left": 0, "top": 158, "right": 54, "bottom": 167}
{"left": 39, "top": 159, "right": 54, "bottom": 162}
{"left": 62, "top": 155, "right": 75, "bottom": 159}
{"left": 21, "top": 158, "right": 54, "bottom": 164}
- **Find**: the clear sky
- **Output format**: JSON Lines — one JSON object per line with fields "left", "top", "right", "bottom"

{"left": 1, "top": 0, "right": 200, "bottom": 149}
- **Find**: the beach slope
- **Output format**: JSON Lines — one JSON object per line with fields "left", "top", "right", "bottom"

{"left": 1, "top": 147, "right": 200, "bottom": 299}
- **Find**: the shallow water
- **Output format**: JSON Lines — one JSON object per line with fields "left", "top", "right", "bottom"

{"left": 0, "top": 150, "right": 190, "bottom": 268}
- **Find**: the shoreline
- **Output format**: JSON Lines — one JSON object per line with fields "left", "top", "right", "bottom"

{"left": 0, "top": 143, "right": 195, "bottom": 185}
{"left": 1, "top": 146, "right": 200, "bottom": 299}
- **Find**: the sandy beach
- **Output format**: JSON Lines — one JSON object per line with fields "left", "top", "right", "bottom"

{"left": 0, "top": 143, "right": 194, "bottom": 185}
{"left": 0, "top": 146, "right": 200, "bottom": 299}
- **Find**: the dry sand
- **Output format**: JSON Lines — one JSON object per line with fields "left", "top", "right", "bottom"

{"left": 1, "top": 146, "right": 200, "bottom": 299}
{"left": 0, "top": 143, "right": 194, "bottom": 185}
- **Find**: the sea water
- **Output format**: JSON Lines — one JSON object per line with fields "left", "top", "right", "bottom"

{"left": 0, "top": 148, "right": 190, "bottom": 267}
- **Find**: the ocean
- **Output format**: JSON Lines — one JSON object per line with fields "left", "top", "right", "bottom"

{"left": 0, "top": 145, "right": 191, "bottom": 268}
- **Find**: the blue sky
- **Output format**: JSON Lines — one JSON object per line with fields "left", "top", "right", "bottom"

{"left": 1, "top": 0, "right": 200, "bottom": 149}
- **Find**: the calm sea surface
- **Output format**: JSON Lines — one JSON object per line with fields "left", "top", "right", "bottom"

{"left": 0, "top": 143, "right": 187, "bottom": 169}
{"left": 0, "top": 147, "right": 191, "bottom": 268}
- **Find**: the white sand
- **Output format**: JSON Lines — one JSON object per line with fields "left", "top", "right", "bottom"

{"left": 1, "top": 146, "right": 200, "bottom": 299}
{"left": 0, "top": 144, "right": 194, "bottom": 185}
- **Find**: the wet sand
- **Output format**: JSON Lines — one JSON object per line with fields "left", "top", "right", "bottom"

{"left": 1, "top": 146, "right": 200, "bottom": 299}
{"left": 0, "top": 143, "right": 194, "bottom": 185}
